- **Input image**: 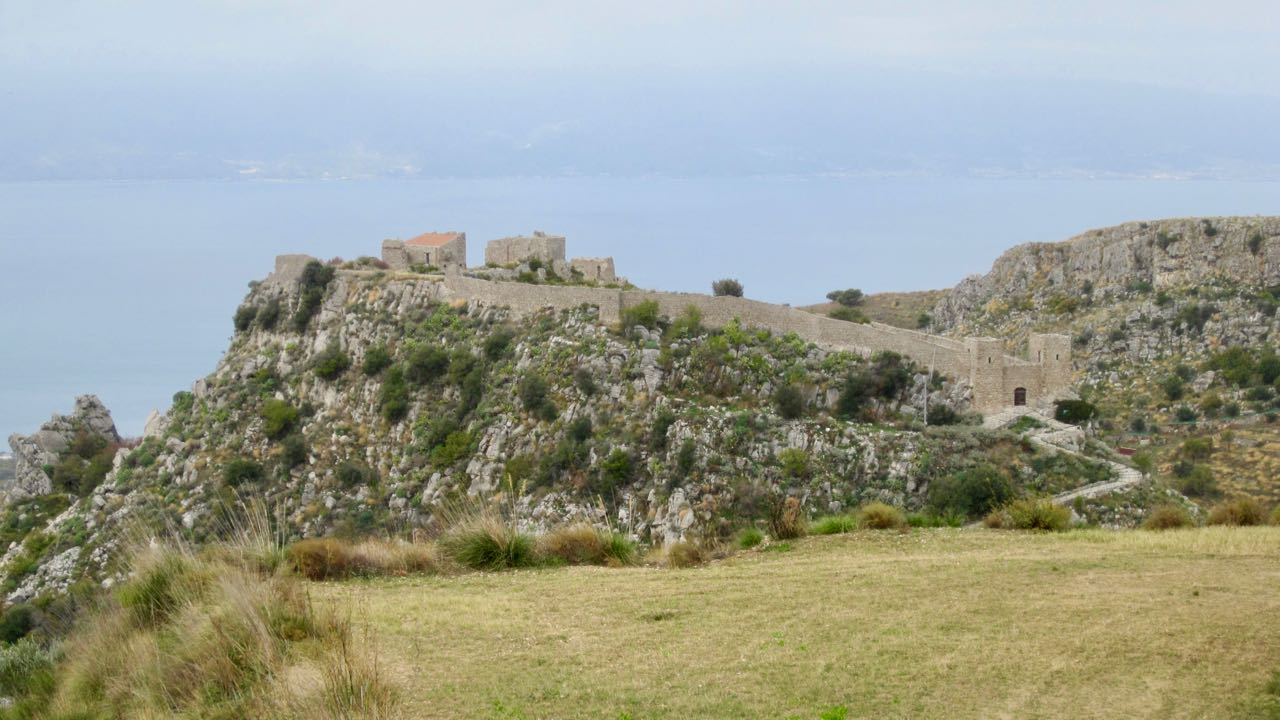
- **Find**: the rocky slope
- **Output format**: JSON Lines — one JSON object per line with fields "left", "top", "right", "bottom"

{"left": 0, "top": 259, "right": 1120, "bottom": 609}
{"left": 928, "top": 216, "right": 1280, "bottom": 505}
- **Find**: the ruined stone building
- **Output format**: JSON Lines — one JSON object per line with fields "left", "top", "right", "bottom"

{"left": 570, "top": 257, "right": 617, "bottom": 283}
{"left": 484, "top": 231, "right": 566, "bottom": 266}
{"left": 381, "top": 231, "right": 467, "bottom": 272}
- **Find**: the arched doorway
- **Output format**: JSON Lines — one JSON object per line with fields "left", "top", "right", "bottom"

{"left": 1013, "top": 387, "right": 1027, "bottom": 406}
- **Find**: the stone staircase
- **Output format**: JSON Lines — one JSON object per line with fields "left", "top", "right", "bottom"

{"left": 983, "top": 408, "right": 1145, "bottom": 505}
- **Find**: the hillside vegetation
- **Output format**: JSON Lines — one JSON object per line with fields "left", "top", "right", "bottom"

{"left": 319, "top": 527, "right": 1280, "bottom": 720}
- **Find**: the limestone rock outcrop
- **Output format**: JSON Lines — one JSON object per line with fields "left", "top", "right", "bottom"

{"left": 5, "top": 395, "right": 120, "bottom": 503}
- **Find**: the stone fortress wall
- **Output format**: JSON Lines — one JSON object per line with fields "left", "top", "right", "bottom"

{"left": 280, "top": 227, "right": 1074, "bottom": 413}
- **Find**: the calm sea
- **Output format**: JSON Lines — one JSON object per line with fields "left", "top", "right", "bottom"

{"left": 3, "top": 176, "right": 1278, "bottom": 436}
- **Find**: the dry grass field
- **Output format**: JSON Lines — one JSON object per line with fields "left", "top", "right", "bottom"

{"left": 318, "top": 528, "right": 1280, "bottom": 720}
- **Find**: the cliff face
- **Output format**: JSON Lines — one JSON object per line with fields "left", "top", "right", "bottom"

{"left": 5, "top": 396, "right": 119, "bottom": 502}
{"left": 934, "top": 216, "right": 1280, "bottom": 335}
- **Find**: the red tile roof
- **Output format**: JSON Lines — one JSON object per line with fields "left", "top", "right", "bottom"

{"left": 405, "top": 231, "right": 463, "bottom": 247}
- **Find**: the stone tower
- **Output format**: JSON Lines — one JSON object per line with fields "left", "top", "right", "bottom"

{"left": 1030, "top": 333, "right": 1072, "bottom": 398}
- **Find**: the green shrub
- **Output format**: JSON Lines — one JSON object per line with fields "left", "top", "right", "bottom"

{"left": 1174, "top": 405, "right": 1198, "bottom": 423}
{"left": 0, "top": 604, "right": 36, "bottom": 644}
{"left": 649, "top": 409, "right": 677, "bottom": 451}
{"left": 281, "top": 432, "right": 308, "bottom": 468}
{"left": 1003, "top": 497, "right": 1072, "bottom": 531}
{"left": 826, "top": 288, "right": 864, "bottom": 307}
{"left": 257, "top": 298, "right": 281, "bottom": 329}
{"left": 1161, "top": 375, "right": 1186, "bottom": 401}
{"left": 836, "top": 372, "right": 872, "bottom": 420}
{"left": 928, "top": 465, "right": 1013, "bottom": 518}
{"left": 0, "top": 637, "right": 55, "bottom": 698}
{"left": 1054, "top": 399, "right": 1098, "bottom": 425}
{"left": 335, "top": 461, "right": 377, "bottom": 488}
{"left": 568, "top": 417, "right": 594, "bottom": 443}
{"left": 600, "top": 448, "right": 635, "bottom": 493}
{"left": 234, "top": 304, "right": 258, "bottom": 332}
{"left": 711, "top": 278, "right": 744, "bottom": 297}
{"left": 362, "top": 345, "right": 393, "bottom": 376}
{"left": 829, "top": 306, "right": 870, "bottom": 323}
{"left": 379, "top": 365, "right": 410, "bottom": 422}
{"left": 811, "top": 515, "right": 858, "bottom": 535}
{"left": 1207, "top": 498, "right": 1266, "bottom": 526}
{"left": 675, "top": 439, "right": 698, "bottom": 478}
{"left": 620, "top": 300, "right": 660, "bottom": 331}
{"left": 773, "top": 383, "right": 806, "bottom": 419}
{"left": 443, "top": 518, "right": 537, "bottom": 571}
{"left": 312, "top": 344, "right": 351, "bottom": 380}
{"left": 406, "top": 345, "right": 450, "bottom": 385}
{"left": 778, "top": 448, "right": 810, "bottom": 479}
{"left": 736, "top": 527, "right": 764, "bottom": 549}
{"left": 431, "top": 431, "right": 473, "bottom": 468}
{"left": 1180, "top": 437, "right": 1214, "bottom": 460}
{"left": 602, "top": 532, "right": 638, "bottom": 566}
{"left": 573, "top": 367, "right": 598, "bottom": 396}
{"left": 1249, "top": 232, "right": 1265, "bottom": 255}
{"left": 261, "top": 398, "right": 299, "bottom": 439}
{"left": 1142, "top": 505, "right": 1194, "bottom": 530}
{"left": 223, "top": 458, "right": 264, "bottom": 486}
{"left": 483, "top": 328, "right": 516, "bottom": 360}
{"left": 858, "top": 502, "right": 907, "bottom": 530}
{"left": 518, "top": 373, "right": 557, "bottom": 420}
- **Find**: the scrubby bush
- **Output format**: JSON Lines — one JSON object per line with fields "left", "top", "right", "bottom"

{"left": 292, "top": 261, "right": 335, "bottom": 331}
{"left": 829, "top": 306, "right": 870, "bottom": 323}
{"left": 665, "top": 541, "right": 706, "bottom": 568}
{"left": 599, "top": 448, "right": 635, "bottom": 494}
{"left": 442, "top": 517, "right": 537, "bottom": 571}
{"left": 311, "top": 343, "right": 351, "bottom": 380}
{"left": 736, "top": 527, "right": 764, "bottom": 549}
{"left": 1003, "top": 497, "right": 1072, "bottom": 531}
{"left": 1054, "top": 399, "right": 1098, "bottom": 425}
{"left": 431, "top": 431, "right": 473, "bottom": 468}
{"left": 778, "top": 448, "right": 810, "bottom": 479}
{"left": 261, "top": 398, "right": 299, "bottom": 439}
{"left": 0, "top": 637, "right": 54, "bottom": 699}
{"left": 335, "top": 460, "right": 377, "bottom": 488}
{"left": 811, "top": 515, "right": 858, "bottom": 535}
{"left": 927, "top": 465, "right": 1013, "bottom": 519}
{"left": 406, "top": 344, "right": 450, "bottom": 384}
{"left": 0, "top": 604, "right": 36, "bottom": 644}
{"left": 620, "top": 300, "right": 660, "bottom": 332}
{"left": 675, "top": 439, "right": 698, "bottom": 478}
{"left": 1142, "top": 504, "right": 1194, "bottom": 530}
{"left": 767, "top": 495, "right": 807, "bottom": 540}
{"left": 287, "top": 538, "right": 352, "bottom": 580}
{"left": 234, "top": 304, "right": 258, "bottom": 332}
{"left": 858, "top": 502, "right": 907, "bottom": 530}
{"left": 711, "top": 278, "right": 744, "bottom": 297}
{"left": 518, "top": 373, "right": 557, "bottom": 420}
{"left": 1180, "top": 437, "right": 1214, "bottom": 460}
{"left": 649, "top": 409, "right": 677, "bottom": 451}
{"left": 826, "top": 288, "right": 864, "bottom": 307}
{"left": 223, "top": 458, "right": 264, "bottom": 486}
{"left": 1176, "top": 464, "right": 1219, "bottom": 498}
{"left": 1161, "top": 375, "right": 1186, "bottom": 401}
{"left": 483, "top": 328, "right": 516, "bottom": 360}
{"left": 573, "top": 367, "right": 598, "bottom": 396}
{"left": 362, "top": 344, "right": 392, "bottom": 376}
{"left": 280, "top": 432, "right": 308, "bottom": 468}
{"left": 379, "top": 365, "right": 410, "bottom": 422}
{"left": 1175, "top": 405, "right": 1198, "bottom": 423}
{"left": 1207, "top": 498, "right": 1267, "bottom": 526}
{"left": 257, "top": 298, "right": 281, "bottom": 330}
{"left": 773, "top": 383, "right": 806, "bottom": 419}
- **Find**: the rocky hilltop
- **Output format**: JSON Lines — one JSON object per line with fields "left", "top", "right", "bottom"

{"left": 5, "top": 396, "right": 119, "bottom": 502}
{"left": 0, "top": 253, "right": 1126, "bottom": 608}
{"left": 924, "top": 216, "right": 1280, "bottom": 506}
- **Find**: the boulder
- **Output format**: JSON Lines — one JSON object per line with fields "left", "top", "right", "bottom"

{"left": 5, "top": 395, "right": 120, "bottom": 504}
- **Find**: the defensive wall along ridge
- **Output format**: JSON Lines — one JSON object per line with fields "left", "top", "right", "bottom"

{"left": 270, "top": 255, "right": 1071, "bottom": 414}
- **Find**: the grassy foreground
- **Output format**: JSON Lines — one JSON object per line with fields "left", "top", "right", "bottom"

{"left": 318, "top": 528, "right": 1280, "bottom": 720}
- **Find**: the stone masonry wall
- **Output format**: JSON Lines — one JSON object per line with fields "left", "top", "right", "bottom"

{"left": 484, "top": 233, "right": 567, "bottom": 266}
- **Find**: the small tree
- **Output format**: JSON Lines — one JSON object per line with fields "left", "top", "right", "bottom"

{"left": 711, "top": 278, "right": 744, "bottom": 297}
{"left": 826, "top": 288, "right": 864, "bottom": 307}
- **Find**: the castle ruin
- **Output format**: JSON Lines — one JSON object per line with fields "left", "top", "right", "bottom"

{"left": 302, "top": 229, "right": 1072, "bottom": 414}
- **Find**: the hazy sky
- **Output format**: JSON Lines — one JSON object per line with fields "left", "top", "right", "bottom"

{"left": 3, "top": 1, "right": 1279, "bottom": 180}
{"left": 3, "top": 2, "right": 1280, "bottom": 437}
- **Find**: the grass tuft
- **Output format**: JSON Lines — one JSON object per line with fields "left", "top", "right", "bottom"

{"left": 811, "top": 515, "right": 858, "bottom": 535}
{"left": 858, "top": 502, "right": 908, "bottom": 530}
{"left": 442, "top": 517, "right": 537, "bottom": 571}
{"left": 1002, "top": 497, "right": 1072, "bottom": 531}
{"left": 736, "top": 527, "right": 765, "bottom": 549}
{"left": 665, "top": 542, "right": 706, "bottom": 568}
